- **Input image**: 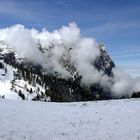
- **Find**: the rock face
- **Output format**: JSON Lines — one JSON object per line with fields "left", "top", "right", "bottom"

{"left": 95, "top": 45, "right": 115, "bottom": 76}
{"left": 0, "top": 42, "right": 115, "bottom": 102}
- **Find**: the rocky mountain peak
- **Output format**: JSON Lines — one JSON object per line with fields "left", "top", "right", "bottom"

{"left": 0, "top": 40, "right": 115, "bottom": 101}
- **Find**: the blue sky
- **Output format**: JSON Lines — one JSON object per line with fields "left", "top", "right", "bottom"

{"left": 0, "top": 0, "right": 140, "bottom": 77}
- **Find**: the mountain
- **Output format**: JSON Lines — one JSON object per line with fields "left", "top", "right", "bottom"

{"left": 0, "top": 40, "right": 116, "bottom": 102}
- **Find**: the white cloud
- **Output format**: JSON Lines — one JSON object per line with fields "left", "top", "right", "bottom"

{"left": 0, "top": 22, "right": 140, "bottom": 97}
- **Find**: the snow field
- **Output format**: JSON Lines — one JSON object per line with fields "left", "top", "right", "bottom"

{"left": 0, "top": 98, "right": 140, "bottom": 140}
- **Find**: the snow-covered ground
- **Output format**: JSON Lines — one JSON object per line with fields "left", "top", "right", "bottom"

{"left": 0, "top": 61, "right": 20, "bottom": 100}
{"left": 0, "top": 60, "right": 49, "bottom": 101}
{"left": 0, "top": 99, "right": 140, "bottom": 140}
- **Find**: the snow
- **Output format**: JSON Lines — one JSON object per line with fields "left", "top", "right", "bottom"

{"left": 0, "top": 61, "right": 20, "bottom": 100}
{"left": 0, "top": 60, "right": 49, "bottom": 101}
{"left": 13, "top": 79, "right": 46, "bottom": 100}
{"left": 0, "top": 99, "right": 140, "bottom": 140}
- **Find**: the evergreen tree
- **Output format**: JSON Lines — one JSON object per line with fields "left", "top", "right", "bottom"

{"left": 29, "top": 88, "right": 33, "bottom": 94}
{"left": 5, "top": 68, "right": 7, "bottom": 74}
{"left": 18, "top": 90, "right": 25, "bottom": 100}
{"left": 37, "top": 87, "right": 40, "bottom": 92}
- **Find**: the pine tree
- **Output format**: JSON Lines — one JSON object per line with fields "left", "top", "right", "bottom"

{"left": 18, "top": 90, "right": 25, "bottom": 100}
{"left": 14, "top": 88, "right": 17, "bottom": 93}
{"left": 5, "top": 68, "right": 7, "bottom": 74}
{"left": 37, "top": 87, "right": 40, "bottom": 92}
{"left": 29, "top": 88, "right": 33, "bottom": 94}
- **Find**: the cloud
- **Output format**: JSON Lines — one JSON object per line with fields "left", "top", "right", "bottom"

{"left": 120, "top": 66, "right": 140, "bottom": 78}
{"left": 111, "top": 51, "right": 140, "bottom": 58}
{"left": 0, "top": 22, "right": 140, "bottom": 97}
{"left": 84, "top": 21, "right": 140, "bottom": 35}
{"left": 0, "top": 1, "right": 27, "bottom": 16}
{"left": 111, "top": 68, "right": 134, "bottom": 97}
{"left": 0, "top": 0, "right": 18, "bottom": 15}
{"left": 0, "top": 0, "right": 42, "bottom": 21}
{"left": 0, "top": 24, "right": 45, "bottom": 64}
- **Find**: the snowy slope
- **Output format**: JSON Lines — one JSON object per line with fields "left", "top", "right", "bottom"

{"left": 0, "top": 60, "right": 20, "bottom": 99}
{"left": 0, "top": 60, "right": 50, "bottom": 101}
{"left": 0, "top": 99, "right": 140, "bottom": 140}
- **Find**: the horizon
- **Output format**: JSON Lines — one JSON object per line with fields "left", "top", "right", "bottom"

{"left": 0, "top": 0, "right": 140, "bottom": 77}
